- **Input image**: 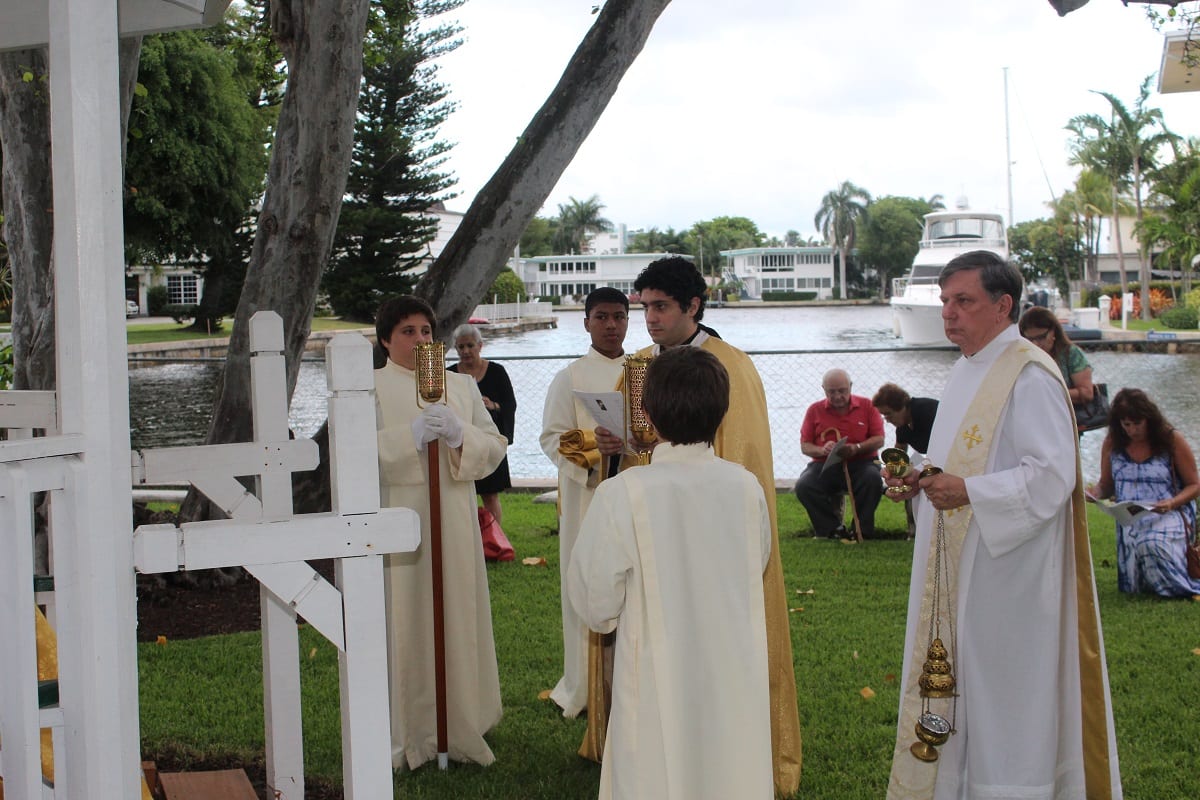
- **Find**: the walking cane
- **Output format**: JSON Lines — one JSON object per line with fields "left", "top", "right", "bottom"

{"left": 820, "top": 426, "right": 863, "bottom": 543}
{"left": 842, "top": 460, "right": 864, "bottom": 543}
{"left": 415, "top": 342, "right": 450, "bottom": 770}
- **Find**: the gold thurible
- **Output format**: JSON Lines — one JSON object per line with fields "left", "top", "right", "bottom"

{"left": 623, "top": 354, "right": 656, "bottom": 466}
{"left": 414, "top": 341, "right": 446, "bottom": 406}
{"left": 908, "top": 463, "right": 957, "bottom": 764}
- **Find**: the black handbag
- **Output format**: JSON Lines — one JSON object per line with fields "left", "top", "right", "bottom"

{"left": 1074, "top": 383, "right": 1110, "bottom": 432}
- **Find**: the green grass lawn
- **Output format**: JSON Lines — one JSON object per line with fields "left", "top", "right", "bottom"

{"left": 125, "top": 317, "right": 368, "bottom": 346}
{"left": 138, "top": 493, "right": 1200, "bottom": 799}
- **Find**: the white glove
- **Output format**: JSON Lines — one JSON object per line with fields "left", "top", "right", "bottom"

{"left": 419, "top": 403, "right": 465, "bottom": 449}
{"left": 410, "top": 411, "right": 439, "bottom": 451}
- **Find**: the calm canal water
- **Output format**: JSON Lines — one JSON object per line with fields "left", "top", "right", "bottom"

{"left": 129, "top": 304, "right": 1200, "bottom": 484}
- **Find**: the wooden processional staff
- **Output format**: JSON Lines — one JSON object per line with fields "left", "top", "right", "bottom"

{"left": 415, "top": 341, "right": 450, "bottom": 770}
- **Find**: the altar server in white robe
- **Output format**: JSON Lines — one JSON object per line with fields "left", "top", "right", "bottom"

{"left": 884, "top": 252, "right": 1122, "bottom": 800}
{"left": 374, "top": 295, "right": 509, "bottom": 770}
{"left": 540, "top": 287, "right": 631, "bottom": 718}
{"left": 568, "top": 346, "right": 774, "bottom": 800}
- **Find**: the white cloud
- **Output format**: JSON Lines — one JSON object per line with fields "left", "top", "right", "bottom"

{"left": 432, "top": 0, "right": 1200, "bottom": 241}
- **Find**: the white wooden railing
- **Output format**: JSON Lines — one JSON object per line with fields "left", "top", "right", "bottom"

{"left": 2, "top": 312, "right": 420, "bottom": 800}
{"left": 472, "top": 299, "right": 553, "bottom": 322}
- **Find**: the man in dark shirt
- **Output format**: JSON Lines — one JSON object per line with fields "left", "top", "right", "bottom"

{"left": 794, "top": 369, "right": 885, "bottom": 540}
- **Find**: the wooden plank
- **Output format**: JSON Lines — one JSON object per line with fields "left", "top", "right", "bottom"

{"left": 0, "top": 389, "right": 58, "bottom": 430}
{"left": 159, "top": 769, "right": 258, "bottom": 800}
{"left": 136, "top": 439, "right": 318, "bottom": 485}
{"left": 0, "top": 433, "right": 84, "bottom": 464}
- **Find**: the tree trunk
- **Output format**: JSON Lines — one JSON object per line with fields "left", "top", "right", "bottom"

{"left": 292, "top": 0, "right": 673, "bottom": 514}
{"left": 1134, "top": 162, "right": 1152, "bottom": 321}
{"left": 1, "top": 39, "right": 141, "bottom": 392}
{"left": 199, "top": 0, "right": 370, "bottom": 442}
{"left": 1111, "top": 184, "right": 1126, "bottom": 297}
{"left": 178, "top": 0, "right": 371, "bottom": 522}
{"left": 415, "top": 0, "right": 673, "bottom": 335}
{"left": 837, "top": 246, "right": 847, "bottom": 300}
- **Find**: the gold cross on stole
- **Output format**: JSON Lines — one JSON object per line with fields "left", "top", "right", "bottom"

{"left": 961, "top": 424, "right": 983, "bottom": 449}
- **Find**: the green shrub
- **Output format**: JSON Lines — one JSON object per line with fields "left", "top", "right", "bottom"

{"left": 763, "top": 290, "right": 818, "bottom": 301}
{"left": 146, "top": 285, "right": 169, "bottom": 316}
{"left": 0, "top": 341, "right": 12, "bottom": 390}
{"left": 1159, "top": 305, "right": 1198, "bottom": 329}
{"left": 485, "top": 268, "right": 527, "bottom": 303}
{"left": 162, "top": 303, "right": 198, "bottom": 324}
{"left": 1184, "top": 287, "right": 1200, "bottom": 310}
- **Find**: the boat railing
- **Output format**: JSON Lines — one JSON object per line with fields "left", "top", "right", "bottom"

{"left": 920, "top": 236, "right": 1007, "bottom": 250}
{"left": 892, "top": 277, "right": 942, "bottom": 296}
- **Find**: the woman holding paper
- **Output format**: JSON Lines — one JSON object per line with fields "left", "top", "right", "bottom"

{"left": 1089, "top": 388, "right": 1200, "bottom": 596}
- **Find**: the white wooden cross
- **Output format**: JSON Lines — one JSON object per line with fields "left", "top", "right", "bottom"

{"left": 133, "top": 311, "right": 418, "bottom": 799}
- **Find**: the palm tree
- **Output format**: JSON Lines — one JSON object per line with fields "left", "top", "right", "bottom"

{"left": 1139, "top": 141, "right": 1200, "bottom": 297}
{"left": 814, "top": 181, "right": 872, "bottom": 299}
{"left": 1057, "top": 170, "right": 1129, "bottom": 285}
{"left": 1067, "top": 75, "right": 1178, "bottom": 318}
{"left": 554, "top": 194, "right": 613, "bottom": 254}
{"left": 922, "top": 193, "right": 947, "bottom": 211}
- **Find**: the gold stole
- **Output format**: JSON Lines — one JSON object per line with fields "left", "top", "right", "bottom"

{"left": 888, "top": 340, "right": 1114, "bottom": 799}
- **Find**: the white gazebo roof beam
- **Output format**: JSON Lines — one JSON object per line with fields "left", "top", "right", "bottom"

{"left": 0, "top": 0, "right": 231, "bottom": 52}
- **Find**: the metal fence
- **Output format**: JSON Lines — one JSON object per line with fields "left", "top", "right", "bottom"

{"left": 497, "top": 346, "right": 961, "bottom": 484}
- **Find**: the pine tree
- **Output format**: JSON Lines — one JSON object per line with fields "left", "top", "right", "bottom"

{"left": 324, "top": 0, "right": 462, "bottom": 322}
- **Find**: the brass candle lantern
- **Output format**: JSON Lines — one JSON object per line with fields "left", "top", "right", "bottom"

{"left": 414, "top": 342, "right": 446, "bottom": 406}
{"left": 623, "top": 355, "right": 656, "bottom": 466}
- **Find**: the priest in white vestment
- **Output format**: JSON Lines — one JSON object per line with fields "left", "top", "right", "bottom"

{"left": 540, "top": 288, "right": 631, "bottom": 718}
{"left": 884, "top": 252, "right": 1121, "bottom": 800}
{"left": 373, "top": 296, "right": 508, "bottom": 770}
{"left": 568, "top": 346, "right": 774, "bottom": 800}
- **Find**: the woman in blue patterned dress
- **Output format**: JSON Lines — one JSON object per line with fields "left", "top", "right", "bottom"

{"left": 1089, "top": 388, "right": 1200, "bottom": 597}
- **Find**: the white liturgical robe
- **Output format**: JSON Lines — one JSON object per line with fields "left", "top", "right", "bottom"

{"left": 889, "top": 325, "right": 1121, "bottom": 799}
{"left": 539, "top": 346, "right": 626, "bottom": 718}
{"left": 375, "top": 360, "right": 508, "bottom": 770}
{"left": 568, "top": 443, "right": 774, "bottom": 800}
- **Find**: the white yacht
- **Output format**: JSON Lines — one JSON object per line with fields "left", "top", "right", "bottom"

{"left": 890, "top": 207, "right": 1008, "bottom": 346}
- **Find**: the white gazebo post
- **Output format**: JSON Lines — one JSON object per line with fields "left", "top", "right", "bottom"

{"left": 46, "top": 0, "right": 140, "bottom": 795}
{"left": 0, "top": 2, "right": 233, "bottom": 797}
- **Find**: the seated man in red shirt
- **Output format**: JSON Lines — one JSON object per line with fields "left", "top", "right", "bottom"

{"left": 794, "top": 368, "right": 885, "bottom": 539}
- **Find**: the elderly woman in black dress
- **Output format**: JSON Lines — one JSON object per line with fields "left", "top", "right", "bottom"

{"left": 449, "top": 323, "right": 516, "bottom": 524}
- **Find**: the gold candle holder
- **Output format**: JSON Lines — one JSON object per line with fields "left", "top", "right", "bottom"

{"left": 623, "top": 355, "right": 656, "bottom": 466}
{"left": 414, "top": 341, "right": 446, "bottom": 406}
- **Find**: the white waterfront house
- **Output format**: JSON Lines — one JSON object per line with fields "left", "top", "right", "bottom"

{"left": 721, "top": 246, "right": 837, "bottom": 301}
{"left": 515, "top": 252, "right": 688, "bottom": 301}
{"left": 125, "top": 261, "right": 205, "bottom": 315}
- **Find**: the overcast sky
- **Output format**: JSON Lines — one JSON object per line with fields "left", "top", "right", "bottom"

{"left": 430, "top": 1, "right": 1200, "bottom": 241}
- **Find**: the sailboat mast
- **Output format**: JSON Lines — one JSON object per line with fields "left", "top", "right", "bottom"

{"left": 1003, "top": 66, "right": 1014, "bottom": 226}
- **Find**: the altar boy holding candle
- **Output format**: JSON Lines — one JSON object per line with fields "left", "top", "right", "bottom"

{"left": 567, "top": 346, "right": 773, "bottom": 800}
